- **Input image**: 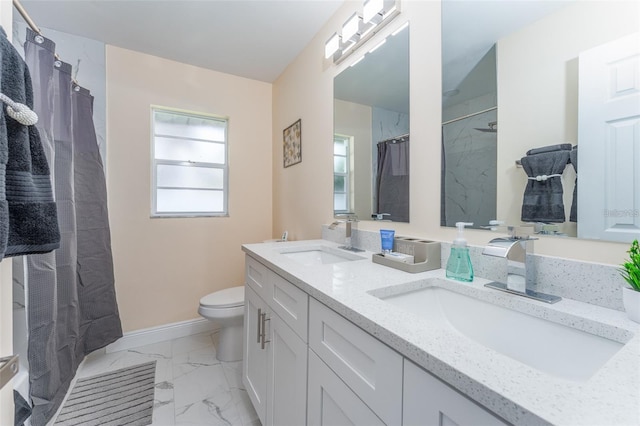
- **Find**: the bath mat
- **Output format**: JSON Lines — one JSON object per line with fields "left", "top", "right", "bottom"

{"left": 54, "top": 361, "right": 156, "bottom": 426}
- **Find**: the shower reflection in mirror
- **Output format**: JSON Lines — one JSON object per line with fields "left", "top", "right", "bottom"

{"left": 333, "top": 23, "right": 410, "bottom": 222}
{"left": 441, "top": 45, "right": 497, "bottom": 229}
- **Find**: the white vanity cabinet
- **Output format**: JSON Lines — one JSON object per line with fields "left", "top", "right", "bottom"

{"left": 307, "top": 350, "right": 385, "bottom": 425}
{"left": 243, "top": 253, "right": 509, "bottom": 426}
{"left": 243, "top": 256, "right": 308, "bottom": 426}
{"left": 308, "top": 298, "right": 403, "bottom": 426}
{"left": 243, "top": 285, "right": 268, "bottom": 422}
{"left": 403, "top": 359, "right": 509, "bottom": 426}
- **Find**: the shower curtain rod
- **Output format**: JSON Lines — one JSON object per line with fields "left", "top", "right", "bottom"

{"left": 442, "top": 106, "right": 497, "bottom": 126}
{"left": 12, "top": 0, "right": 41, "bottom": 35}
{"left": 12, "top": 0, "right": 77, "bottom": 82}
{"left": 379, "top": 133, "right": 409, "bottom": 144}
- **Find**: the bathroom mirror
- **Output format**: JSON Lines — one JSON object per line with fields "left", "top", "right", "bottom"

{"left": 441, "top": 1, "right": 640, "bottom": 242}
{"left": 333, "top": 24, "right": 410, "bottom": 222}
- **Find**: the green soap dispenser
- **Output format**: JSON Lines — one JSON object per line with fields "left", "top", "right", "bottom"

{"left": 446, "top": 222, "right": 474, "bottom": 282}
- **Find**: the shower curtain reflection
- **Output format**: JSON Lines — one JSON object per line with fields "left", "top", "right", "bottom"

{"left": 376, "top": 137, "right": 409, "bottom": 222}
{"left": 18, "top": 28, "right": 121, "bottom": 426}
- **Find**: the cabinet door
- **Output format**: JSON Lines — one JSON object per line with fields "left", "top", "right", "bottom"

{"left": 309, "top": 298, "right": 402, "bottom": 425}
{"left": 403, "top": 359, "right": 509, "bottom": 426}
{"left": 308, "top": 350, "right": 385, "bottom": 426}
{"left": 243, "top": 286, "right": 268, "bottom": 425}
{"left": 266, "top": 313, "right": 308, "bottom": 426}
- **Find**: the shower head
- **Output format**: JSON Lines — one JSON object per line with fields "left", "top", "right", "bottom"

{"left": 474, "top": 121, "right": 497, "bottom": 133}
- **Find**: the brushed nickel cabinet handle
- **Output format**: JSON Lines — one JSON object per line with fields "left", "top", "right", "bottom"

{"left": 257, "top": 308, "right": 262, "bottom": 344}
{"left": 260, "top": 312, "right": 271, "bottom": 350}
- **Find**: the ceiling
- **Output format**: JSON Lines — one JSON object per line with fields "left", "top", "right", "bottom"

{"left": 15, "top": 0, "right": 344, "bottom": 83}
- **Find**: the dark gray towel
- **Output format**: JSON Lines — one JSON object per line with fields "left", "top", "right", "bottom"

{"left": 0, "top": 27, "right": 60, "bottom": 257}
{"left": 521, "top": 150, "right": 570, "bottom": 223}
{"left": 14, "top": 390, "right": 32, "bottom": 426}
{"left": 526, "top": 143, "right": 572, "bottom": 156}
{"left": 569, "top": 146, "right": 578, "bottom": 222}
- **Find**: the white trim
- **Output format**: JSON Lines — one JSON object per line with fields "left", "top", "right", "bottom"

{"left": 105, "top": 318, "right": 217, "bottom": 353}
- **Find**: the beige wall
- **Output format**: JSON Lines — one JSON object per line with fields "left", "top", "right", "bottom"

{"left": 272, "top": 0, "right": 633, "bottom": 264}
{"left": 497, "top": 1, "right": 639, "bottom": 238}
{"left": 107, "top": 46, "right": 272, "bottom": 332}
{"left": 334, "top": 99, "right": 372, "bottom": 219}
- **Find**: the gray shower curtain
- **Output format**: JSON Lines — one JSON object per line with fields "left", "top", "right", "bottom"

{"left": 376, "top": 139, "right": 410, "bottom": 222}
{"left": 23, "top": 28, "right": 122, "bottom": 426}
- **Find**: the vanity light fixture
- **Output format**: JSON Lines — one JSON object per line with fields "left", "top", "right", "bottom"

{"left": 342, "top": 13, "right": 361, "bottom": 42}
{"left": 343, "top": 40, "right": 356, "bottom": 54}
{"left": 325, "top": 32, "right": 341, "bottom": 59}
{"left": 361, "top": 23, "right": 376, "bottom": 39}
{"left": 363, "top": 0, "right": 383, "bottom": 23}
{"left": 324, "top": 0, "right": 400, "bottom": 64}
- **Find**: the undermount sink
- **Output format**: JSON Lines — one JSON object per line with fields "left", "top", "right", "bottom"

{"left": 374, "top": 282, "right": 626, "bottom": 381}
{"left": 280, "top": 246, "right": 365, "bottom": 266}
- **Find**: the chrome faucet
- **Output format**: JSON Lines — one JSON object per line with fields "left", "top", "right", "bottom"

{"left": 482, "top": 228, "right": 561, "bottom": 304}
{"left": 329, "top": 214, "right": 364, "bottom": 252}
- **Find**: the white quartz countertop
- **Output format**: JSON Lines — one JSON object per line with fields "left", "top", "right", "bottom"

{"left": 242, "top": 240, "right": 640, "bottom": 426}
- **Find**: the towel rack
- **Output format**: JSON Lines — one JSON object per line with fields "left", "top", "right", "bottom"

{"left": 515, "top": 157, "right": 573, "bottom": 168}
{"left": 0, "top": 355, "right": 19, "bottom": 390}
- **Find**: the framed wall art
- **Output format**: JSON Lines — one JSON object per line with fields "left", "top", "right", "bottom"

{"left": 283, "top": 119, "right": 302, "bottom": 168}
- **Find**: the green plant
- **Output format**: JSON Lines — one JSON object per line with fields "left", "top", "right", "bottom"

{"left": 621, "top": 239, "right": 640, "bottom": 291}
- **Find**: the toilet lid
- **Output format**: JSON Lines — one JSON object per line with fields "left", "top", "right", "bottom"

{"left": 200, "top": 286, "right": 245, "bottom": 308}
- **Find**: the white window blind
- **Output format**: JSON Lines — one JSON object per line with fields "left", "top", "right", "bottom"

{"left": 152, "top": 108, "right": 228, "bottom": 217}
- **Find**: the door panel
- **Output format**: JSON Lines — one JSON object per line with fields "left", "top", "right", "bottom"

{"left": 578, "top": 32, "right": 640, "bottom": 241}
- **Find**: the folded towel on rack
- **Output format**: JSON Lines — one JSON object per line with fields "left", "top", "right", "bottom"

{"left": 526, "top": 143, "right": 572, "bottom": 156}
{"left": 569, "top": 146, "right": 578, "bottom": 222}
{"left": 520, "top": 149, "right": 571, "bottom": 223}
{"left": 0, "top": 27, "right": 60, "bottom": 258}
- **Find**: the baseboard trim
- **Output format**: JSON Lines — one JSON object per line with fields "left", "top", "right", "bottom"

{"left": 106, "top": 318, "right": 217, "bottom": 353}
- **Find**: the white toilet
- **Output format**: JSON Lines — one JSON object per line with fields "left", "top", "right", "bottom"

{"left": 198, "top": 286, "right": 245, "bottom": 362}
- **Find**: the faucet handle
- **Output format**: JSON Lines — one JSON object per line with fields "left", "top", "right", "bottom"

{"left": 480, "top": 222, "right": 535, "bottom": 240}
{"left": 336, "top": 213, "right": 358, "bottom": 222}
{"left": 372, "top": 213, "right": 391, "bottom": 220}
{"left": 507, "top": 226, "right": 539, "bottom": 241}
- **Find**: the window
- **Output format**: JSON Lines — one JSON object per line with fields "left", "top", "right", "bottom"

{"left": 333, "top": 135, "right": 351, "bottom": 213}
{"left": 151, "top": 107, "right": 228, "bottom": 217}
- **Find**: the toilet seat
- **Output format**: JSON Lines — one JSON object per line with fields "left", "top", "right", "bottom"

{"left": 200, "top": 286, "right": 245, "bottom": 308}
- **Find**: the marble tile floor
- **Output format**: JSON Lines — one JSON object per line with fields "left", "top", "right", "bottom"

{"left": 70, "top": 331, "right": 260, "bottom": 426}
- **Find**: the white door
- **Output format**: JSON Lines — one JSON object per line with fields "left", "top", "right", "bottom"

{"left": 403, "top": 360, "right": 508, "bottom": 426}
{"left": 266, "top": 312, "right": 307, "bottom": 426}
{"left": 242, "top": 286, "right": 268, "bottom": 425}
{"left": 307, "top": 350, "right": 384, "bottom": 426}
{"left": 578, "top": 32, "right": 640, "bottom": 242}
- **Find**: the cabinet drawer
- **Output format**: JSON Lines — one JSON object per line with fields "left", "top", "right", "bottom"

{"left": 245, "top": 255, "right": 270, "bottom": 299}
{"left": 309, "top": 298, "right": 402, "bottom": 426}
{"left": 269, "top": 271, "right": 308, "bottom": 342}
